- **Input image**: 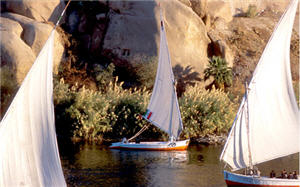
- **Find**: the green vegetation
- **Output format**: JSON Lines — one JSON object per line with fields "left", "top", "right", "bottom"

{"left": 53, "top": 77, "right": 237, "bottom": 142}
{"left": 180, "top": 84, "right": 237, "bottom": 138}
{"left": 131, "top": 55, "right": 157, "bottom": 90}
{"left": 246, "top": 5, "right": 258, "bottom": 18}
{"left": 54, "top": 77, "right": 150, "bottom": 142}
{"left": 0, "top": 66, "right": 18, "bottom": 117}
{"left": 204, "top": 56, "right": 232, "bottom": 90}
{"left": 94, "top": 63, "right": 115, "bottom": 92}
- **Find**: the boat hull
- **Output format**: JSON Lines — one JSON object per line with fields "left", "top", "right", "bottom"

{"left": 224, "top": 171, "right": 300, "bottom": 187}
{"left": 109, "top": 139, "right": 189, "bottom": 151}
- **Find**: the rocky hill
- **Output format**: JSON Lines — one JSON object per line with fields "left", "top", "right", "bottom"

{"left": 1, "top": 0, "right": 299, "bottom": 103}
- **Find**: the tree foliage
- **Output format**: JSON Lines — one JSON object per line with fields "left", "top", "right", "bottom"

{"left": 0, "top": 66, "right": 18, "bottom": 118}
{"left": 179, "top": 84, "right": 238, "bottom": 139}
{"left": 204, "top": 56, "right": 232, "bottom": 90}
{"left": 53, "top": 77, "right": 237, "bottom": 142}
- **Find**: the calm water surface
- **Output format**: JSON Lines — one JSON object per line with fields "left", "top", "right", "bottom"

{"left": 60, "top": 143, "right": 298, "bottom": 187}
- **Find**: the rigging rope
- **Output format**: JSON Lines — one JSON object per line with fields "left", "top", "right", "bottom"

{"left": 127, "top": 123, "right": 151, "bottom": 142}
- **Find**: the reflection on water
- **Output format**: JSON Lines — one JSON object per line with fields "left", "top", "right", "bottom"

{"left": 60, "top": 142, "right": 298, "bottom": 187}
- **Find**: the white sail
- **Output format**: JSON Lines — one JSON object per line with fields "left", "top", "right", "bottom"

{"left": 0, "top": 31, "right": 66, "bottom": 186}
{"left": 143, "top": 11, "right": 183, "bottom": 139}
{"left": 220, "top": 0, "right": 299, "bottom": 170}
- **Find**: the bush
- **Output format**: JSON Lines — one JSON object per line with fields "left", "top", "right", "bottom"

{"left": 110, "top": 98, "right": 144, "bottom": 138}
{"left": 112, "top": 55, "right": 157, "bottom": 90}
{"left": 53, "top": 77, "right": 238, "bottom": 142}
{"left": 246, "top": 5, "right": 257, "bottom": 18}
{"left": 68, "top": 88, "right": 112, "bottom": 141}
{"left": 94, "top": 63, "right": 115, "bottom": 93}
{"left": 53, "top": 78, "right": 76, "bottom": 139}
{"left": 179, "top": 84, "right": 238, "bottom": 139}
{"left": 0, "top": 66, "right": 18, "bottom": 117}
{"left": 54, "top": 77, "right": 153, "bottom": 142}
{"left": 204, "top": 56, "right": 232, "bottom": 90}
{"left": 132, "top": 55, "right": 157, "bottom": 90}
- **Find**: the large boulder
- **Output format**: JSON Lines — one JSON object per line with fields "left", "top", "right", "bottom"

{"left": 178, "top": 0, "right": 192, "bottom": 7}
{"left": 103, "top": 0, "right": 210, "bottom": 76}
{"left": 190, "top": 0, "right": 208, "bottom": 19}
{"left": 0, "top": 17, "right": 23, "bottom": 37}
{"left": 5, "top": 0, "right": 65, "bottom": 23}
{"left": 207, "top": 1, "right": 233, "bottom": 23}
{"left": 0, "top": 17, "right": 36, "bottom": 84}
{"left": 207, "top": 17, "right": 234, "bottom": 67}
{"left": 1, "top": 13, "right": 64, "bottom": 75}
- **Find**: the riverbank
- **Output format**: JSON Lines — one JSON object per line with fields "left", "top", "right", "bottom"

{"left": 69, "top": 133, "right": 227, "bottom": 146}
{"left": 195, "top": 134, "right": 227, "bottom": 145}
{"left": 54, "top": 80, "right": 237, "bottom": 144}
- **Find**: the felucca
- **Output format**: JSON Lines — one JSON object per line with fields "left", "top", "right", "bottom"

{"left": 0, "top": 1, "right": 72, "bottom": 186}
{"left": 220, "top": 0, "right": 300, "bottom": 186}
{"left": 110, "top": 6, "right": 189, "bottom": 151}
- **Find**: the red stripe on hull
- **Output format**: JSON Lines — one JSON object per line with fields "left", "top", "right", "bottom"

{"left": 226, "top": 180, "right": 300, "bottom": 187}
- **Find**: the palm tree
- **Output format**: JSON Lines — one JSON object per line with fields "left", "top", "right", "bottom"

{"left": 204, "top": 56, "right": 232, "bottom": 90}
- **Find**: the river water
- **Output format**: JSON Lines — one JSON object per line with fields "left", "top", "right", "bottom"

{"left": 60, "top": 143, "right": 299, "bottom": 187}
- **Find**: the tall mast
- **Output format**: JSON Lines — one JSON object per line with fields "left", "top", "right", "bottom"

{"left": 143, "top": 3, "right": 183, "bottom": 140}
{"left": 160, "top": 7, "right": 175, "bottom": 139}
{"left": 54, "top": 0, "right": 71, "bottom": 29}
{"left": 245, "top": 82, "right": 253, "bottom": 169}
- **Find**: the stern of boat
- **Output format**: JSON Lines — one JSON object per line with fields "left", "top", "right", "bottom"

{"left": 109, "top": 142, "right": 122, "bottom": 149}
{"left": 224, "top": 170, "right": 300, "bottom": 187}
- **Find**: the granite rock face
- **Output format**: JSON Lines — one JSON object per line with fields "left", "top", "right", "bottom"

{"left": 0, "top": 17, "right": 36, "bottom": 84}
{"left": 207, "top": 1, "right": 233, "bottom": 23}
{"left": 1, "top": 0, "right": 298, "bottom": 88}
{"left": 5, "top": 0, "right": 65, "bottom": 22}
{"left": 103, "top": 0, "right": 210, "bottom": 76}
{"left": 1, "top": 12, "right": 64, "bottom": 84}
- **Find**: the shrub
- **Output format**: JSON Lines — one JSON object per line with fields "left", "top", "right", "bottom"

{"left": 179, "top": 84, "right": 238, "bottom": 139}
{"left": 53, "top": 77, "right": 238, "bottom": 142}
{"left": 112, "top": 55, "right": 157, "bottom": 90}
{"left": 0, "top": 66, "right": 18, "bottom": 117}
{"left": 94, "top": 63, "right": 115, "bottom": 93}
{"left": 204, "top": 56, "right": 232, "bottom": 90}
{"left": 246, "top": 5, "right": 258, "bottom": 18}
{"left": 110, "top": 98, "right": 144, "bottom": 138}
{"left": 131, "top": 55, "right": 157, "bottom": 90}
{"left": 54, "top": 77, "right": 154, "bottom": 142}
{"left": 66, "top": 86, "right": 112, "bottom": 142}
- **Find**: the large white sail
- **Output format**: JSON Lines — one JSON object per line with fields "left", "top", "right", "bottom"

{"left": 220, "top": 0, "right": 299, "bottom": 170}
{"left": 0, "top": 31, "right": 66, "bottom": 186}
{"left": 143, "top": 11, "right": 183, "bottom": 139}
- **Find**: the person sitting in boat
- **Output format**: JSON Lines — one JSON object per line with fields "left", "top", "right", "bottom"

{"left": 288, "top": 172, "right": 294, "bottom": 179}
{"left": 270, "top": 170, "right": 276, "bottom": 178}
{"left": 253, "top": 166, "right": 261, "bottom": 177}
{"left": 293, "top": 171, "right": 298, "bottom": 179}
{"left": 245, "top": 167, "right": 254, "bottom": 175}
{"left": 122, "top": 137, "right": 128, "bottom": 143}
{"left": 281, "top": 169, "right": 288, "bottom": 178}
{"left": 135, "top": 137, "right": 141, "bottom": 144}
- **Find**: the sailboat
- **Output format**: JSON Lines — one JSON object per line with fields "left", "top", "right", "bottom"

{"left": 220, "top": 0, "right": 300, "bottom": 186}
{"left": 0, "top": 1, "right": 72, "bottom": 186}
{"left": 109, "top": 7, "right": 190, "bottom": 151}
